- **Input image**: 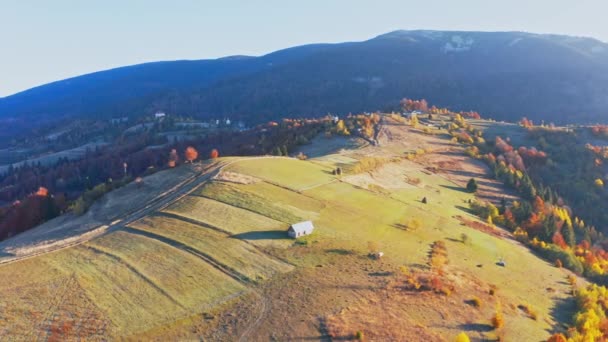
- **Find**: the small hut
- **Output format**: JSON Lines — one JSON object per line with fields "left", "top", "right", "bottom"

{"left": 288, "top": 221, "right": 314, "bottom": 238}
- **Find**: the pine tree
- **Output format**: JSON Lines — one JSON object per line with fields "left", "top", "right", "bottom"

{"left": 541, "top": 215, "right": 558, "bottom": 242}
{"left": 466, "top": 178, "right": 478, "bottom": 193}
{"left": 563, "top": 224, "right": 576, "bottom": 248}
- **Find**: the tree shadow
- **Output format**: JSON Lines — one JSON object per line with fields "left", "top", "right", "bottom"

{"left": 392, "top": 223, "right": 410, "bottom": 231}
{"left": 326, "top": 248, "right": 354, "bottom": 255}
{"left": 547, "top": 294, "right": 577, "bottom": 335}
{"left": 455, "top": 205, "right": 475, "bottom": 215}
{"left": 458, "top": 323, "right": 494, "bottom": 332}
{"left": 230, "top": 230, "right": 289, "bottom": 240}
{"left": 443, "top": 169, "right": 486, "bottom": 179}
{"left": 440, "top": 184, "right": 469, "bottom": 193}
{"left": 369, "top": 271, "right": 393, "bottom": 277}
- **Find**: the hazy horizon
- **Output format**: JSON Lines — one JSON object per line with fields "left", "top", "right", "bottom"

{"left": 2, "top": 0, "right": 608, "bottom": 97}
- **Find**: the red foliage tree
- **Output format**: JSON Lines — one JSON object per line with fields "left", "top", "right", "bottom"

{"left": 210, "top": 149, "right": 219, "bottom": 159}
{"left": 552, "top": 232, "right": 568, "bottom": 249}
{"left": 35, "top": 187, "right": 49, "bottom": 197}
{"left": 520, "top": 117, "right": 533, "bottom": 128}
{"left": 401, "top": 98, "right": 429, "bottom": 112}
{"left": 533, "top": 196, "right": 545, "bottom": 213}
{"left": 503, "top": 208, "right": 516, "bottom": 228}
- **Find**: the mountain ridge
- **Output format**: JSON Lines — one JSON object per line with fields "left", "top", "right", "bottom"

{"left": 2, "top": 30, "right": 608, "bottom": 126}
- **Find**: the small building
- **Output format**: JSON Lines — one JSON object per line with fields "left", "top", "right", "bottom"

{"left": 154, "top": 112, "right": 166, "bottom": 119}
{"left": 287, "top": 221, "right": 314, "bottom": 238}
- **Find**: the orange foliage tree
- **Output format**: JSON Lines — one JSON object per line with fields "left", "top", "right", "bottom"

{"left": 184, "top": 146, "right": 198, "bottom": 163}
{"left": 210, "top": 149, "right": 219, "bottom": 159}
{"left": 35, "top": 187, "right": 49, "bottom": 197}
{"left": 401, "top": 98, "right": 429, "bottom": 112}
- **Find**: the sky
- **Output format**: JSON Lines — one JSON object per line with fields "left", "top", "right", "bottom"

{"left": 1, "top": 0, "right": 607, "bottom": 97}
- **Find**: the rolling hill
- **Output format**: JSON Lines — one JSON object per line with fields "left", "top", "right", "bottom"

{"left": 0, "top": 117, "right": 579, "bottom": 340}
{"left": 2, "top": 30, "right": 608, "bottom": 128}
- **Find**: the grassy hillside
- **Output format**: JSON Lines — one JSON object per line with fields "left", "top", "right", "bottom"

{"left": 0, "top": 116, "right": 579, "bottom": 340}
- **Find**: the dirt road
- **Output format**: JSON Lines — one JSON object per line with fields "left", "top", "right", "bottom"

{"left": 0, "top": 156, "right": 285, "bottom": 265}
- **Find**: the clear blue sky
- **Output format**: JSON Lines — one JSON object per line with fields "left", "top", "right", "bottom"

{"left": 1, "top": 0, "right": 607, "bottom": 97}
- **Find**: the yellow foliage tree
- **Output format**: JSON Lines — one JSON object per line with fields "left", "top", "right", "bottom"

{"left": 410, "top": 114, "right": 419, "bottom": 127}
{"left": 491, "top": 303, "right": 504, "bottom": 329}
{"left": 454, "top": 332, "right": 470, "bottom": 342}
{"left": 336, "top": 120, "right": 350, "bottom": 135}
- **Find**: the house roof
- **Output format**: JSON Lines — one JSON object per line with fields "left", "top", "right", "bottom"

{"left": 290, "top": 221, "right": 314, "bottom": 233}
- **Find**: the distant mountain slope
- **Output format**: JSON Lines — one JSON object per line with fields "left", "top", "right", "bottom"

{"left": 2, "top": 30, "right": 608, "bottom": 125}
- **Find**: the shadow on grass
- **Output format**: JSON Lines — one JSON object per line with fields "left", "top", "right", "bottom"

{"left": 547, "top": 293, "right": 577, "bottom": 334}
{"left": 440, "top": 184, "right": 469, "bottom": 193}
{"left": 458, "top": 323, "right": 494, "bottom": 332}
{"left": 230, "top": 230, "right": 289, "bottom": 240}
{"left": 455, "top": 205, "right": 475, "bottom": 215}
{"left": 326, "top": 248, "right": 354, "bottom": 255}
{"left": 392, "top": 223, "right": 410, "bottom": 231}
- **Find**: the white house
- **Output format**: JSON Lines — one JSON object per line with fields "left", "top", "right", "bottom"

{"left": 287, "top": 221, "right": 314, "bottom": 238}
{"left": 154, "top": 112, "right": 166, "bottom": 119}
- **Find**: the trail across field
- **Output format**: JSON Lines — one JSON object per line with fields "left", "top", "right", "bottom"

{"left": 0, "top": 156, "right": 289, "bottom": 265}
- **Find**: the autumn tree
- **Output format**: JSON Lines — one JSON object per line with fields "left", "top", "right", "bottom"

{"left": 336, "top": 119, "right": 350, "bottom": 135}
{"left": 210, "top": 149, "right": 219, "bottom": 159}
{"left": 401, "top": 98, "right": 429, "bottom": 112}
{"left": 595, "top": 179, "right": 604, "bottom": 188}
{"left": 410, "top": 114, "right": 419, "bottom": 127}
{"left": 455, "top": 332, "right": 471, "bottom": 342}
{"left": 533, "top": 196, "right": 545, "bottom": 213}
{"left": 168, "top": 149, "right": 179, "bottom": 168}
{"left": 491, "top": 305, "right": 504, "bottom": 329}
{"left": 520, "top": 117, "right": 534, "bottom": 128}
{"left": 35, "top": 187, "right": 49, "bottom": 197}
{"left": 546, "top": 333, "right": 567, "bottom": 342}
{"left": 184, "top": 146, "right": 198, "bottom": 163}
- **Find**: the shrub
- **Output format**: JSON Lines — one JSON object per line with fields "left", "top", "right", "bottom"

{"left": 491, "top": 303, "right": 504, "bottom": 329}
{"left": 355, "top": 330, "right": 364, "bottom": 340}
{"left": 455, "top": 332, "right": 471, "bottom": 342}
{"left": 466, "top": 178, "right": 478, "bottom": 193}
{"left": 531, "top": 243, "right": 584, "bottom": 275}
{"left": 348, "top": 157, "right": 389, "bottom": 174}
{"left": 489, "top": 284, "right": 497, "bottom": 296}
{"left": 491, "top": 311, "right": 504, "bottom": 329}
{"left": 406, "top": 219, "right": 422, "bottom": 231}
{"left": 429, "top": 240, "right": 449, "bottom": 273}
{"left": 461, "top": 233, "right": 470, "bottom": 245}
{"left": 407, "top": 177, "right": 421, "bottom": 185}
{"left": 518, "top": 303, "right": 538, "bottom": 320}
{"left": 470, "top": 296, "right": 482, "bottom": 308}
{"left": 546, "top": 333, "right": 567, "bottom": 342}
